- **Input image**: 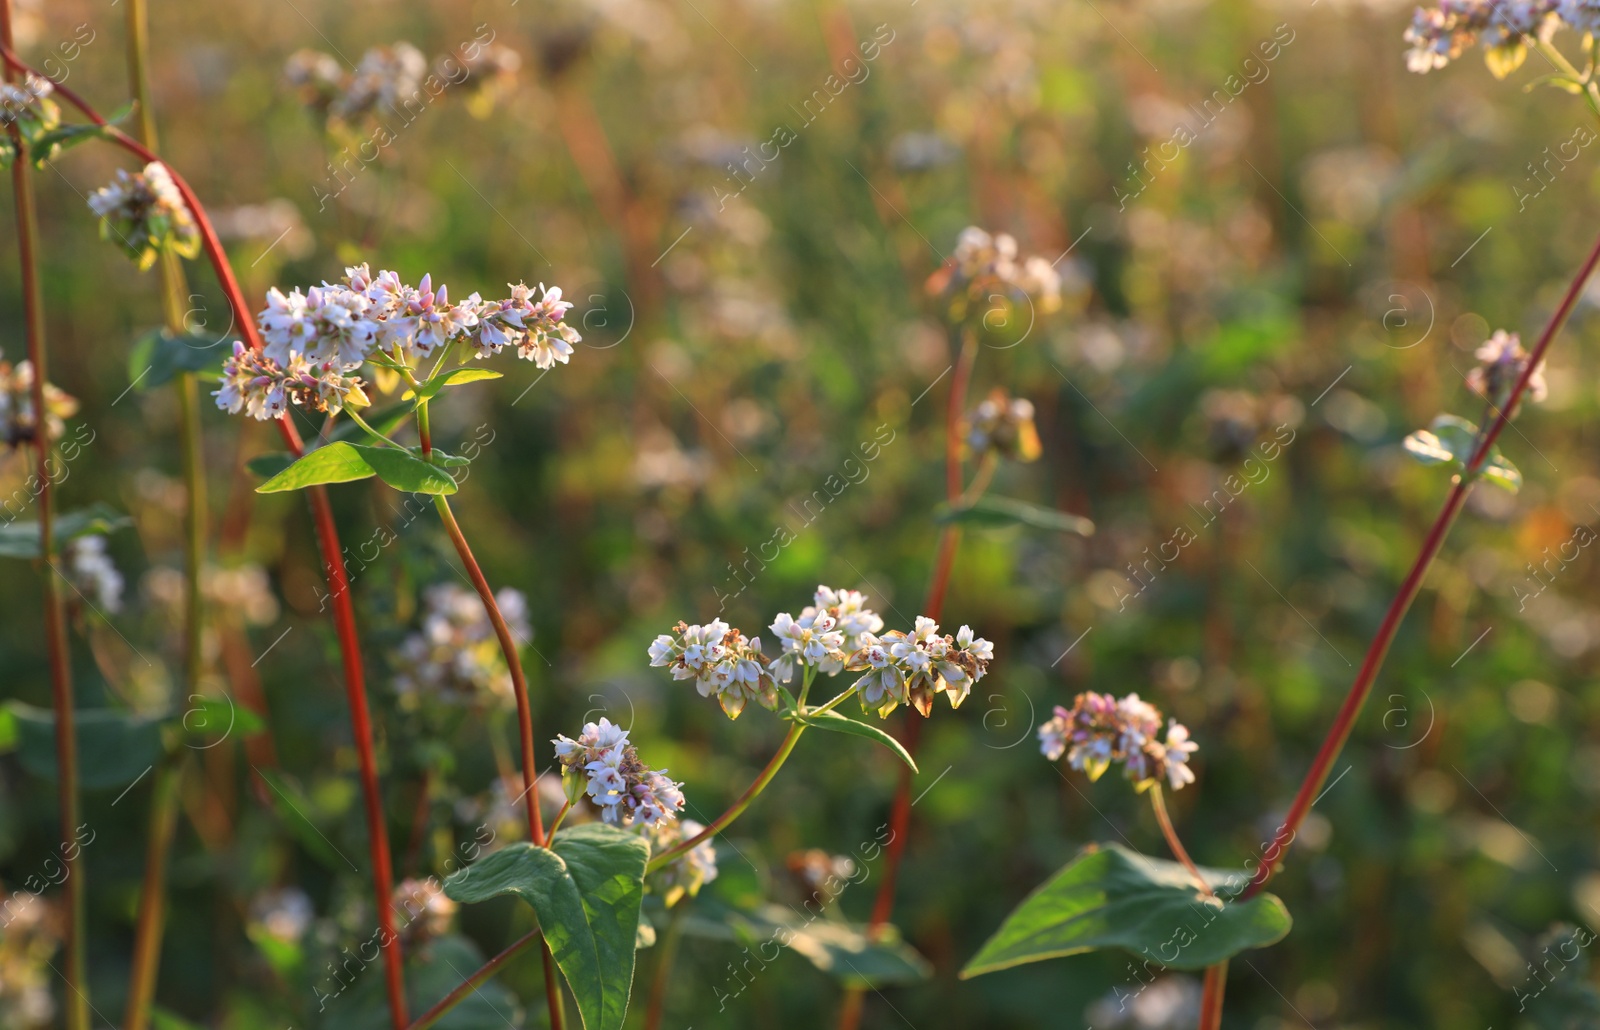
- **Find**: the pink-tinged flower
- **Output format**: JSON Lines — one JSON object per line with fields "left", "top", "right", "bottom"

{"left": 1466, "top": 329, "right": 1547, "bottom": 416}
{"left": 846, "top": 617, "right": 992, "bottom": 718}
{"left": 650, "top": 619, "right": 777, "bottom": 719}
{"left": 1037, "top": 691, "right": 1200, "bottom": 791}
{"left": 552, "top": 719, "right": 685, "bottom": 827}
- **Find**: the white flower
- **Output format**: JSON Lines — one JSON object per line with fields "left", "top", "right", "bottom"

{"left": 391, "top": 582, "right": 531, "bottom": 708}
{"left": 552, "top": 721, "right": 683, "bottom": 827}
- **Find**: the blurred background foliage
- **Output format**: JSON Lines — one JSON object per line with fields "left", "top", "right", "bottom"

{"left": 3, "top": 0, "right": 1600, "bottom": 1025}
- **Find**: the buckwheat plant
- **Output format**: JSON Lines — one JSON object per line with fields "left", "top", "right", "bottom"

{"left": 963, "top": 31, "right": 1600, "bottom": 1030}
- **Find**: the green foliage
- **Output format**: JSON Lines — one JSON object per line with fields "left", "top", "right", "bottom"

{"left": 127, "top": 327, "right": 231, "bottom": 390}
{"left": 445, "top": 824, "right": 650, "bottom": 1030}
{"left": 935, "top": 496, "right": 1095, "bottom": 536}
{"left": 961, "top": 844, "right": 1292, "bottom": 977}
{"left": 410, "top": 367, "right": 503, "bottom": 403}
{"left": 785, "top": 709, "right": 918, "bottom": 772}
{"left": 320, "top": 934, "right": 523, "bottom": 1030}
{"left": 3, "top": 701, "right": 167, "bottom": 790}
{"left": 256, "top": 441, "right": 458, "bottom": 495}
{"left": 1403, "top": 414, "right": 1523, "bottom": 492}
{"left": 0, "top": 503, "right": 130, "bottom": 559}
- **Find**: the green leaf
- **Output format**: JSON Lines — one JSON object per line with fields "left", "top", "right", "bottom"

{"left": 445, "top": 823, "right": 650, "bottom": 1030}
{"left": 180, "top": 695, "right": 265, "bottom": 743}
{"left": 935, "top": 496, "right": 1094, "bottom": 536}
{"left": 787, "top": 709, "right": 918, "bottom": 773}
{"left": 429, "top": 450, "right": 473, "bottom": 468}
{"left": 0, "top": 503, "right": 131, "bottom": 560}
{"left": 252, "top": 768, "right": 354, "bottom": 873}
{"left": 667, "top": 900, "right": 932, "bottom": 988}
{"left": 127, "top": 327, "right": 231, "bottom": 391}
{"left": 29, "top": 122, "right": 111, "bottom": 167}
{"left": 352, "top": 445, "right": 458, "bottom": 495}
{"left": 960, "top": 843, "right": 1292, "bottom": 978}
{"left": 318, "top": 933, "right": 523, "bottom": 1030}
{"left": 412, "top": 367, "right": 503, "bottom": 403}
{"left": 245, "top": 453, "right": 296, "bottom": 480}
{"left": 1402, "top": 428, "right": 1453, "bottom": 465}
{"left": 5, "top": 702, "right": 167, "bottom": 791}
{"left": 1482, "top": 449, "right": 1522, "bottom": 494}
{"left": 255, "top": 442, "right": 376, "bottom": 493}
{"left": 327, "top": 401, "right": 412, "bottom": 444}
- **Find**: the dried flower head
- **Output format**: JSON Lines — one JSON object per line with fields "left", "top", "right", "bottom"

{"left": 214, "top": 342, "right": 370, "bottom": 421}
{"left": 393, "top": 583, "right": 530, "bottom": 709}
{"left": 1466, "top": 329, "right": 1547, "bottom": 416}
{"left": 642, "top": 818, "right": 718, "bottom": 907}
{"left": 964, "top": 388, "right": 1041, "bottom": 463}
{"left": 930, "top": 225, "right": 1063, "bottom": 318}
{"left": 786, "top": 848, "right": 857, "bottom": 898}
{"left": 552, "top": 718, "right": 686, "bottom": 826}
{"left": 1038, "top": 691, "right": 1198, "bottom": 792}
{"left": 87, "top": 162, "right": 200, "bottom": 270}
{"left": 392, "top": 877, "right": 457, "bottom": 944}
{"left": 450, "top": 42, "right": 521, "bottom": 116}
{"left": 847, "top": 617, "right": 993, "bottom": 718}
{"left": 286, "top": 43, "right": 430, "bottom": 124}
{"left": 649, "top": 619, "right": 780, "bottom": 719}
{"left": 0, "top": 354, "right": 78, "bottom": 447}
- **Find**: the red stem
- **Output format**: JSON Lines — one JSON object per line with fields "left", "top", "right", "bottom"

{"left": 1243, "top": 226, "right": 1600, "bottom": 900}
{"left": 0, "top": 46, "right": 412, "bottom": 1026}
{"left": 1, "top": 13, "right": 86, "bottom": 1028}
{"left": 1199, "top": 960, "right": 1228, "bottom": 1030}
{"left": 403, "top": 931, "right": 540, "bottom": 1030}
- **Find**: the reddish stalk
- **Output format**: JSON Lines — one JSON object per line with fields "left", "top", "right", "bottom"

{"left": 403, "top": 931, "right": 540, "bottom": 1030}
{"left": 1, "top": 10, "right": 86, "bottom": 1027}
{"left": 0, "top": 47, "right": 412, "bottom": 1027}
{"left": 1199, "top": 961, "right": 1228, "bottom": 1029}
{"left": 1242, "top": 226, "right": 1600, "bottom": 901}
{"left": 1148, "top": 785, "right": 1211, "bottom": 897}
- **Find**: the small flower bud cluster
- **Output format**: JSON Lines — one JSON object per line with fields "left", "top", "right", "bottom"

{"left": 391, "top": 877, "right": 457, "bottom": 945}
{"left": 0, "top": 73, "right": 56, "bottom": 130}
{"left": 86, "top": 162, "right": 200, "bottom": 271}
{"left": 848, "top": 618, "right": 993, "bottom": 718}
{"left": 649, "top": 619, "right": 780, "bottom": 719}
{"left": 553, "top": 719, "right": 685, "bottom": 827}
{"left": 1403, "top": 0, "right": 1558, "bottom": 73}
{"left": 393, "top": 583, "right": 530, "bottom": 709}
{"left": 641, "top": 818, "right": 718, "bottom": 907}
{"left": 1038, "top": 691, "right": 1198, "bottom": 792}
{"left": 964, "top": 388, "right": 1041, "bottom": 463}
{"left": 0, "top": 354, "right": 78, "bottom": 447}
{"left": 64, "top": 534, "right": 122, "bottom": 613}
{"left": 213, "top": 342, "right": 370, "bottom": 421}
{"left": 285, "top": 44, "right": 428, "bottom": 124}
{"left": 1466, "top": 329, "right": 1547, "bottom": 416}
{"left": 938, "top": 225, "right": 1063, "bottom": 313}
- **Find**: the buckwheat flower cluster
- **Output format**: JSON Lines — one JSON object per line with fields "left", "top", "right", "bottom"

{"left": 847, "top": 618, "right": 994, "bottom": 718}
{"left": 641, "top": 818, "right": 718, "bottom": 907}
{"left": 86, "top": 162, "right": 200, "bottom": 271}
{"left": 393, "top": 583, "right": 530, "bottom": 709}
{"left": 248, "top": 887, "right": 313, "bottom": 944}
{"left": 964, "top": 388, "right": 1042, "bottom": 463}
{"left": 649, "top": 619, "right": 780, "bottom": 719}
{"left": 450, "top": 42, "right": 521, "bottom": 115}
{"left": 0, "top": 891, "right": 61, "bottom": 1028}
{"left": 286, "top": 44, "right": 429, "bottom": 124}
{"left": 769, "top": 586, "right": 886, "bottom": 683}
{"left": 1402, "top": 0, "right": 1557, "bottom": 74}
{"left": 1466, "top": 329, "right": 1547, "bottom": 416}
{"left": 938, "top": 226, "right": 1063, "bottom": 314}
{"left": 64, "top": 534, "right": 122, "bottom": 613}
{"left": 0, "top": 354, "right": 78, "bottom": 447}
{"left": 213, "top": 342, "right": 370, "bottom": 421}
{"left": 0, "top": 72, "right": 56, "bottom": 130}
{"left": 1038, "top": 691, "right": 1198, "bottom": 791}
{"left": 552, "top": 719, "right": 685, "bottom": 827}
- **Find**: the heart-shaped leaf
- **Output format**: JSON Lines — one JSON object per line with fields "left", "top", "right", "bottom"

{"left": 960, "top": 843, "right": 1292, "bottom": 977}
{"left": 5, "top": 701, "right": 167, "bottom": 790}
{"left": 935, "top": 496, "right": 1094, "bottom": 536}
{"left": 256, "top": 442, "right": 376, "bottom": 494}
{"left": 353, "top": 445, "right": 458, "bottom": 495}
{"left": 445, "top": 823, "right": 650, "bottom": 1030}
{"left": 787, "top": 710, "right": 918, "bottom": 773}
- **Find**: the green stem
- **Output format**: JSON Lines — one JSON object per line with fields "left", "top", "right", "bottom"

{"left": 121, "top": 6, "right": 205, "bottom": 1023}
{"left": 643, "top": 904, "right": 687, "bottom": 1030}
{"left": 809, "top": 684, "right": 860, "bottom": 716}
{"left": 547, "top": 799, "right": 573, "bottom": 839}
{"left": 1, "top": 4, "right": 85, "bottom": 1024}
{"left": 647, "top": 722, "right": 806, "bottom": 873}
{"left": 344, "top": 407, "right": 405, "bottom": 449}
{"left": 1148, "top": 785, "right": 1211, "bottom": 897}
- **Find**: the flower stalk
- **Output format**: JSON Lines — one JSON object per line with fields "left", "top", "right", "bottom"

{"left": 0, "top": 5, "right": 86, "bottom": 1025}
